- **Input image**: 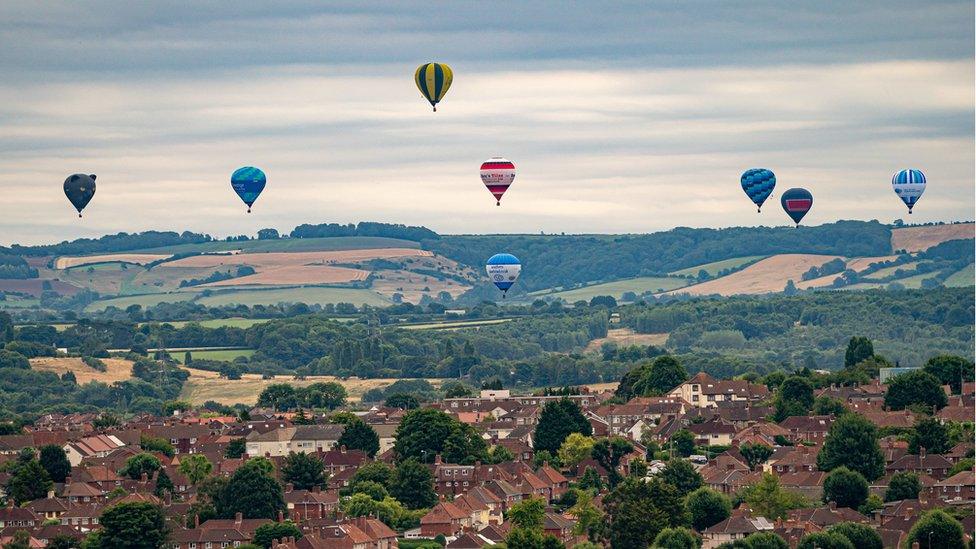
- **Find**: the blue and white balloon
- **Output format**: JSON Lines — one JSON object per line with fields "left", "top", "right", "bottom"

{"left": 892, "top": 169, "right": 926, "bottom": 214}
{"left": 486, "top": 253, "right": 521, "bottom": 296}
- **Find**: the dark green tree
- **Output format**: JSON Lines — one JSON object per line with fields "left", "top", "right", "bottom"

{"left": 821, "top": 467, "right": 868, "bottom": 510}
{"left": 224, "top": 438, "right": 246, "bottom": 458}
{"left": 884, "top": 471, "right": 921, "bottom": 502}
{"left": 632, "top": 356, "right": 689, "bottom": 397}
{"left": 591, "top": 437, "right": 634, "bottom": 488}
{"left": 99, "top": 502, "right": 168, "bottom": 549}
{"left": 154, "top": 468, "right": 174, "bottom": 498}
{"left": 5, "top": 458, "right": 52, "bottom": 504}
{"left": 905, "top": 509, "right": 965, "bottom": 549}
{"left": 394, "top": 408, "right": 485, "bottom": 464}
{"left": 774, "top": 376, "right": 814, "bottom": 421}
{"left": 739, "top": 443, "right": 774, "bottom": 470}
{"left": 390, "top": 459, "right": 437, "bottom": 509}
{"left": 4, "top": 530, "right": 31, "bottom": 549}
{"left": 844, "top": 337, "right": 874, "bottom": 367}
{"left": 350, "top": 462, "right": 395, "bottom": 489}
{"left": 686, "top": 487, "right": 731, "bottom": 531}
{"left": 826, "top": 522, "right": 882, "bottom": 549}
{"left": 909, "top": 416, "right": 952, "bottom": 454}
{"left": 45, "top": 535, "right": 80, "bottom": 549}
{"left": 533, "top": 399, "right": 592, "bottom": 456}
{"left": 253, "top": 522, "right": 302, "bottom": 548}
{"left": 140, "top": 435, "right": 175, "bottom": 458}
{"left": 384, "top": 393, "right": 420, "bottom": 410}
{"left": 743, "top": 532, "right": 789, "bottom": 549}
{"left": 923, "top": 355, "right": 974, "bottom": 394}
{"left": 603, "top": 477, "right": 688, "bottom": 549}
{"left": 0, "top": 350, "right": 29, "bottom": 370}
{"left": 671, "top": 429, "right": 695, "bottom": 457}
{"left": 812, "top": 396, "right": 848, "bottom": 416}
{"left": 215, "top": 460, "right": 286, "bottom": 519}
{"left": 817, "top": 414, "right": 885, "bottom": 480}
{"left": 797, "top": 532, "right": 853, "bottom": 549}
{"left": 884, "top": 370, "right": 948, "bottom": 411}
{"left": 39, "top": 444, "right": 72, "bottom": 484}
{"left": 338, "top": 420, "right": 380, "bottom": 458}
{"left": 121, "top": 453, "right": 162, "bottom": 480}
{"left": 658, "top": 459, "right": 703, "bottom": 496}
{"left": 651, "top": 527, "right": 698, "bottom": 549}
{"left": 281, "top": 452, "right": 326, "bottom": 491}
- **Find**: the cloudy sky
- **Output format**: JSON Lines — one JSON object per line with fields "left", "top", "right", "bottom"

{"left": 0, "top": 1, "right": 973, "bottom": 245}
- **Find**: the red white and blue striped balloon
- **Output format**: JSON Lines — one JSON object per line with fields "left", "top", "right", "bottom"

{"left": 480, "top": 157, "right": 516, "bottom": 206}
{"left": 892, "top": 169, "right": 926, "bottom": 214}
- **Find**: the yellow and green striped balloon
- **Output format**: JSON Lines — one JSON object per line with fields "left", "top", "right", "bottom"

{"left": 414, "top": 62, "right": 453, "bottom": 112}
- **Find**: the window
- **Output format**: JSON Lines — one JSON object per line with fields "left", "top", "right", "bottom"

{"left": 190, "top": 544, "right": 197, "bottom": 549}
{"left": 206, "top": 543, "right": 212, "bottom": 549}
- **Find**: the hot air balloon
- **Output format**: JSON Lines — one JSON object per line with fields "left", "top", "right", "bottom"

{"left": 781, "top": 188, "right": 813, "bottom": 226}
{"left": 64, "top": 174, "right": 96, "bottom": 217}
{"left": 414, "top": 62, "right": 453, "bottom": 112}
{"left": 486, "top": 253, "right": 521, "bottom": 297}
{"left": 892, "top": 169, "right": 926, "bottom": 214}
{"left": 741, "top": 168, "right": 776, "bottom": 212}
{"left": 231, "top": 167, "right": 266, "bottom": 213}
{"left": 480, "top": 157, "right": 516, "bottom": 206}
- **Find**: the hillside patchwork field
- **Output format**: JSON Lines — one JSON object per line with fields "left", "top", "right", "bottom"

{"left": 891, "top": 223, "right": 974, "bottom": 253}
{"left": 533, "top": 277, "right": 689, "bottom": 302}
{"left": 668, "top": 254, "right": 841, "bottom": 296}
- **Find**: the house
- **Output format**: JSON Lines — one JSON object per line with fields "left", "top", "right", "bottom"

{"left": 140, "top": 424, "right": 213, "bottom": 455}
{"left": 420, "top": 501, "right": 470, "bottom": 537}
{"left": 542, "top": 513, "right": 576, "bottom": 542}
{"left": 284, "top": 488, "right": 339, "bottom": 520}
{"left": 668, "top": 372, "right": 769, "bottom": 408}
{"left": 0, "top": 505, "right": 38, "bottom": 529}
{"left": 701, "top": 511, "right": 774, "bottom": 549}
{"left": 369, "top": 424, "right": 398, "bottom": 456}
{"left": 886, "top": 449, "right": 953, "bottom": 480}
{"left": 63, "top": 434, "right": 127, "bottom": 466}
{"left": 925, "top": 470, "right": 975, "bottom": 502}
{"left": 777, "top": 416, "right": 834, "bottom": 444}
{"left": 686, "top": 418, "right": 736, "bottom": 447}
{"left": 245, "top": 425, "right": 344, "bottom": 457}
{"left": 170, "top": 512, "right": 270, "bottom": 549}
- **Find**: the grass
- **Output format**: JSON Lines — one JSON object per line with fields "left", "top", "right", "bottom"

{"left": 176, "top": 349, "right": 255, "bottom": 363}
{"left": 944, "top": 264, "right": 974, "bottom": 288}
{"left": 147, "top": 317, "right": 270, "bottom": 329}
{"left": 886, "top": 271, "right": 942, "bottom": 289}
{"left": 0, "top": 297, "right": 40, "bottom": 309}
{"left": 534, "top": 276, "right": 689, "bottom": 301}
{"left": 862, "top": 262, "right": 921, "bottom": 280}
{"left": 179, "top": 375, "right": 443, "bottom": 405}
{"left": 669, "top": 256, "right": 766, "bottom": 277}
{"left": 398, "top": 318, "right": 514, "bottom": 330}
{"left": 124, "top": 236, "right": 419, "bottom": 256}
{"left": 84, "top": 292, "right": 198, "bottom": 312}
{"left": 195, "top": 287, "right": 390, "bottom": 307}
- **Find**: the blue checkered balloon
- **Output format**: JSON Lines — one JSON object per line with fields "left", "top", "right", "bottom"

{"left": 741, "top": 168, "right": 776, "bottom": 212}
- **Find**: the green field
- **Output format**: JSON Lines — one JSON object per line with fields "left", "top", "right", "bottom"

{"left": 0, "top": 296, "right": 40, "bottom": 309}
{"left": 862, "top": 261, "right": 921, "bottom": 280}
{"left": 84, "top": 292, "right": 198, "bottom": 312}
{"left": 669, "top": 256, "right": 766, "bottom": 277}
{"left": 399, "top": 318, "right": 514, "bottom": 330}
{"left": 176, "top": 349, "right": 255, "bottom": 363}
{"left": 147, "top": 317, "right": 270, "bottom": 329}
{"left": 124, "top": 236, "right": 419, "bottom": 256}
{"left": 534, "top": 276, "right": 689, "bottom": 301}
{"left": 883, "top": 272, "right": 942, "bottom": 289}
{"left": 944, "top": 264, "right": 974, "bottom": 288}
{"left": 195, "top": 287, "right": 390, "bottom": 307}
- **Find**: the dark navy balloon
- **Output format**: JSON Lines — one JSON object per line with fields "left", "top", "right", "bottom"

{"left": 741, "top": 168, "right": 776, "bottom": 212}
{"left": 231, "top": 167, "right": 266, "bottom": 213}
{"left": 781, "top": 188, "right": 813, "bottom": 226}
{"left": 64, "top": 174, "right": 96, "bottom": 217}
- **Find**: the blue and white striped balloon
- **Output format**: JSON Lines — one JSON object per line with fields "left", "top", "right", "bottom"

{"left": 892, "top": 169, "right": 926, "bottom": 214}
{"left": 486, "top": 253, "right": 521, "bottom": 296}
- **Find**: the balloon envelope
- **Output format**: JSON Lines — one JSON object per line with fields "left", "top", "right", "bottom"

{"left": 64, "top": 174, "right": 96, "bottom": 216}
{"left": 480, "top": 158, "right": 516, "bottom": 205}
{"left": 414, "top": 62, "right": 453, "bottom": 111}
{"left": 781, "top": 188, "right": 813, "bottom": 225}
{"left": 231, "top": 167, "right": 266, "bottom": 212}
{"left": 741, "top": 168, "right": 776, "bottom": 212}
{"left": 892, "top": 169, "right": 926, "bottom": 213}
{"left": 486, "top": 253, "right": 521, "bottom": 293}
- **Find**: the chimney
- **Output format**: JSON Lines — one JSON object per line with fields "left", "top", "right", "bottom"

{"left": 278, "top": 510, "right": 284, "bottom": 523}
{"left": 65, "top": 475, "right": 72, "bottom": 485}
{"left": 47, "top": 490, "right": 55, "bottom": 499}
{"left": 919, "top": 446, "right": 926, "bottom": 458}
{"left": 194, "top": 513, "right": 200, "bottom": 528}
{"left": 313, "top": 485, "right": 320, "bottom": 493}
{"left": 141, "top": 471, "right": 149, "bottom": 483}
{"left": 340, "top": 445, "right": 347, "bottom": 453}
{"left": 912, "top": 543, "right": 920, "bottom": 549}
{"left": 435, "top": 454, "right": 442, "bottom": 465}
{"left": 285, "top": 483, "right": 294, "bottom": 493}
{"left": 235, "top": 512, "right": 243, "bottom": 526}
{"left": 828, "top": 501, "right": 836, "bottom": 510}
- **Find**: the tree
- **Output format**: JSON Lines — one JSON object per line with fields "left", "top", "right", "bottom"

{"left": 534, "top": 399, "right": 592, "bottom": 456}
{"left": 738, "top": 473, "right": 808, "bottom": 520}
{"left": 4, "top": 530, "right": 31, "bottom": 549}
{"left": 154, "top": 468, "right": 174, "bottom": 498}
{"left": 0, "top": 350, "right": 29, "bottom": 370}
{"left": 923, "top": 355, "right": 974, "bottom": 394}
{"left": 742, "top": 532, "right": 788, "bottom": 549}
{"left": 557, "top": 433, "right": 595, "bottom": 469}
{"left": 505, "top": 526, "right": 563, "bottom": 549}
{"left": 796, "top": 532, "right": 853, "bottom": 549}
{"left": 253, "top": 522, "right": 302, "bottom": 548}
{"left": 45, "top": 535, "right": 81, "bottom": 549}
{"left": 812, "top": 396, "right": 847, "bottom": 417}
{"left": 5, "top": 457, "right": 53, "bottom": 504}
{"left": 658, "top": 459, "right": 703, "bottom": 496}
{"left": 488, "top": 445, "right": 515, "bottom": 464}
{"left": 121, "top": 453, "right": 162, "bottom": 480}
{"left": 686, "top": 487, "right": 731, "bottom": 531}
{"left": 883, "top": 471, "right": 921, "bottom": 503}
{"left": 909, "top": 416, "right": 952, "bottom": 454}
{"left": 774, "top": 376, "right": 814, "bottom": 421}
{"left": 509, "top": 497, "right": 546, "bottom": 530}
{"left": 822, "top": 467, "right": 868, "bottom": 510}
{"left": 281, "top": 452, "right": 326, "bottom": 491}
{"left": 817, "top": 414, "right": 885, "bottom": 480}
{"left": 632, "top": 356, "right": 689, "bottom": 397}
{"left": 739, "top": 443, "right": 773, "bottom": 470}
{"left": 442, "top": 382, "right": 473, "bottom": 398}
{"left": 224, "top": 438, "right": 246, "bottom": 458}
{"left": 844, "top": 337, "right": 874, "bottom": 367}
{"left": 603, "top": 477, "right": 688, "bottom": 549}
{"left": 257, "top": 384, "right": 297, "bottom": 411}
{"left": 884, "top": 370, "right": 948, "bottom": 411}
{"left": 394, "top": 408, "right": 485, "bottom": 464}
{"left": 338, "top": 420, "right": 380, "bottom": 458}
{"left": 651, "top": 527, "right": 698, "bottom": 549}
{"left": 826, "top": 522, "right": 882, "bottom": 549}
{"left": 569, "top": 490, "right": 604, "bottom": 542}
{"left": 905, "top": 509, "right": 965, "bottom": 549}
{"left": 384, "top": 393, "right": 420, "bottom": 410}
{"left": 390, "top": 459, "right": 437, "bottom": 509}
{"left": 179, "top": 454, "right": 213, "bottom": 485}
{"left": 99, "top": 502, "right": 168, "bottom": 549}
{"left": 350, "top": 462, "right": 395, "bottom": 489}
{"left": 591, "top": 437, "right": 634, "bottom": 488}
{"left": 140, "top": 435, "right": 176, "bottom": 458}
{"left": 39, "top": 444, "right": 71, "bottom": 484}
{"left": 215, "top": 460, "right": 285, "bottom": 519}
{"left": 671, "top": 429, "right": 695, "bottom": 457}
